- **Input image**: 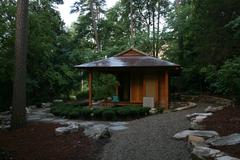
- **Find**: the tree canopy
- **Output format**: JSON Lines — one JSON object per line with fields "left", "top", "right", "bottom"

{"left": 0, "top": 0, "right": 240, "bottom": 112}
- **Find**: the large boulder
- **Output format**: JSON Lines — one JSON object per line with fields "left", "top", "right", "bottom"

{"left": 84, "top": 124, "right": 111, "bottom": 139}
{"left": 188, "top": 135, "right": 207, "bottom": 149}
{"left": 205, "top": 106, "right": 225, "bottom": 113}
{"left": 190, "top": 122, "right": 204, "bottom": 130}
{"left": 173, "top": 130, "right": 219, "bottom": 139}
{"left": 206, "top": 133, "right": 240, "bottom": 146}
{"left": 191, "top": 146, "right": 223, "bottom": 160}
{"left": 55, "top": 124, "right": 79, "bottom": 136}
{"left": 186, "top": 113, "right": 213, "bottom": 120}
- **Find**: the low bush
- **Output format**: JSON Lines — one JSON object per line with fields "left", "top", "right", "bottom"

{"left": 156, "top": 107, "right": 164, "bottom": 113}
{"left": 102, "top": 109, "right": 116, "bottom": 120}
{"left": 50, "top": 104, "right": 154, "bottom": 120}
{"left": 93, "top": 108, "right": 104, "bottom": 119}
{"left": 80, "top": 107, "right": 92, "bottom": 119}
{"left": 139, "top": 107, "right": 151, "bottom": 116}
{"left": 76, "top": 91, "right": 88, "bottom": 100}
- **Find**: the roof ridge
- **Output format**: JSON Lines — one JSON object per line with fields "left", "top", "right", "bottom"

{"left": 114, "top": 48, "right": 149, "bottom": 57}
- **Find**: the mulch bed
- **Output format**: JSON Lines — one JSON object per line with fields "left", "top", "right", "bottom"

{"left": 201, "top": 106, "right": 240, "bottom": 158}
{"left": 0, "top": 123, "right": 104, "bottom": 160}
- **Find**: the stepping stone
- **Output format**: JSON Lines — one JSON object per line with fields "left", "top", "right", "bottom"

{"left": 109, "top": 122, "right": 128, "bottom": 126}
{"left": 39, "top": 118, "right": 55, "bottom": 122}
{"left": 52, "top": 119, "right": 68, "bottom": 125}
{"left": 188, "top": 135, "right": 206, "bottom": 148}
{"left": 216, "top": 156, "right": 240, "bottom": 160}
{"left": 205, "top": 106, "right": 225, "bottom": 113}
{"left": 190, "top": 122, "right": 204, "bottom": 130}
{"left": 173, "top": 130, "right": 219, "bottom": 139}
{"left": 84, "top": 124, "right": 111, "bottom": 139}
{"left": 191, "top": 146, "right": 222, "bottom": 159}
{"left": 27, "top": 116, "right": 41, "bottom": 121}
{"left": 206, "top": 133, "right": 240, "bottom": 146}
{"left": 173, "top": 102, "right": 197, "bottom": 111}
{"left": 186, "top": 113, "right": 213, "bottom": 119}
{"left": 192, "top": 115, "right": 208, "bottom": 123}
{"left": 109, "top": 126, "right": 128, "bottom": 131}
{"left": 78, "top": 122, "right": 95, "bottom": 128}
{"left": 55, "top": 124, "right": 79, "bottom": 136}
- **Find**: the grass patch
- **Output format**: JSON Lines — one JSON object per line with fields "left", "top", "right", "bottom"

{"left": 50, "top": 104, "right": 153, "bottom": 121}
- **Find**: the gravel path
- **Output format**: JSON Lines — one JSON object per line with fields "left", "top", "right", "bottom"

{"left": 101, "top": 104, "right": 208, "bottom": 160}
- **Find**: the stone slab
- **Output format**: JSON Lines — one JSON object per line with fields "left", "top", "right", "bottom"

{"left": 173, "top": 130, "right": 219, "bottom": 139}
{"left": 109, "top": 126, "right": 128, "bottom": 131}
{"left": 206, "top": 133, "right": 240, "bottom": 146}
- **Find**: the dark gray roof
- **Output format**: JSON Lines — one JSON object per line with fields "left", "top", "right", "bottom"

{"left": 74, "top": 48, "right": 181, "bottom": 74}
{"left": 74, "top": 56, "right": 180, "bottom": 69}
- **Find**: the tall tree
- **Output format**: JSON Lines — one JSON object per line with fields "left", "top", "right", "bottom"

{"left": 71, "top": 0, "right": 105, "bottom": 52}
{"left": 11, "top": 0, "right": 29, "bottom": 129}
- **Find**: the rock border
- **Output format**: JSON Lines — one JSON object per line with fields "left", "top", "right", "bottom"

{"left": 173, "top": 99, "right": 240, "bottom": 160}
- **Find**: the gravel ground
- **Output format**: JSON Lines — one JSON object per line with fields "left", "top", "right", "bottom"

{"left": 101, "top": 104, "right": 209, "bottom": 160}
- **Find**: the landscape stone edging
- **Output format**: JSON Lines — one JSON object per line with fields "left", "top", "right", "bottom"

{"left": 173, "top": 103, "right": 240, "bottom": 160}
{"left": 180, "top": 95, "right": 232, "bottom": 106}
{"left": 172, "top": 102, "right": 197, "bottom": 112}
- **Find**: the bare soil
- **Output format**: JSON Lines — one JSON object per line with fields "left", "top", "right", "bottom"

{"left": 201, "top": 106, "right": 240, "bottom": 158}
{"left": 0, "top": 123, "right": 103, "bottom": 160}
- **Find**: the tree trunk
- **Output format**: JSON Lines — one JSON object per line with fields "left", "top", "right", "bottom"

{"left": 130, "top": 0, "right": 134, "bottom": 47}
{"left": 156, "top": 1, "right": 160, "bottom": 58}
{"left": 176, "top": 0, "right": 184, "bottom": 63}
{"left": 147, "top": 0, "right": 151, "bottom": 39}
{"left": 11, "top": 0, "right": 29, "bottom": 129}
{"left": 89, "top": 0, "right": 100, "bottom": 52}
{"left": 152, "top": 5, "right": 156, "bottom": 57}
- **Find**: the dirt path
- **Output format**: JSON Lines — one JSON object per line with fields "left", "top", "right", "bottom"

{"left": 101, "top": 104, "right": 208, "bottom": 160}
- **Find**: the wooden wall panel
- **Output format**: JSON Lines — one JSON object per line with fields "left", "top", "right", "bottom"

{"left": 143, "top": 74, "right": 159, "bottom": 105}
{"left": 130, "top": 73, "right": 143, "bottom": 103}
{"left": 159, "top": 72, "right": 169, "bottom": 109}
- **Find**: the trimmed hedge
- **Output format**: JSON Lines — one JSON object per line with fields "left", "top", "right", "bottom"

{"left": 50, "top": 104, "right": 152, "bottom": 120}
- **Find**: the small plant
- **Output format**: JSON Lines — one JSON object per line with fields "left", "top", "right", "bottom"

{"left": 156, "top": 106, "right": 164, "bottom": 113}
{"left": 139, "top": 107, "right": 150, "bottom": 116}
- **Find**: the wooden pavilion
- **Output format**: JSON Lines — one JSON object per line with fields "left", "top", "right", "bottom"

{"left": 75, "top": 48, "right": 181, "bottom": 110}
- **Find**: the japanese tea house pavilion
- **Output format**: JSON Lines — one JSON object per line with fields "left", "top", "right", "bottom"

{"left": 75, "top": 48, "right": 181, "bottom": 109}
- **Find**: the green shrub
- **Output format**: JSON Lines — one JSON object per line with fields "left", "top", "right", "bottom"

{"left": 102, "top": 109, "right": 116, "bottom": 120}
{"left": 80, "top": 107, "right": 92, "bottom": 119}
{"left": 128, "top": 107, "right": 140, "bottom": 117}
{"left": 93, "top": 108, "right": 105, "bottom": 119}
{"left": 67, "top": 110, "right": 81, "bottom": 119}
{"left": 139, "top": 107, "right": 150, "bottom": 116}
{"left": 51, "top": 103, "right": 151, "bottom": 120}
{"left": 76, "top": 91, "right": 88, "bottom": 100}
{"left": 115, "top": 107, "right": 130, "bottom": 118}
{"left": 156, "top": 107, "right": 164, "bottom": 113}
{"left": 205, "top": 56, "right": 240, "bottom": 104}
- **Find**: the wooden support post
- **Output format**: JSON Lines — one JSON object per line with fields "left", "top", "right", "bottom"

{"left": 160, "top": 72, "right": 169, "bottom": 109}
{"left": 88, "top": 71, "right": 93, "bottom": 108}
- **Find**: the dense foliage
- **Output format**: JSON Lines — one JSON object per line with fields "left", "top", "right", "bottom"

{"left": 50, "top": 104, "right": 151, "bottom": 120}
{"left": 0, "top": 0, "right": 240, "bottom": 111}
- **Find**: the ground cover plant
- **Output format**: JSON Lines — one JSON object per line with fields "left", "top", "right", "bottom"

{"left": 50, "top": 104, "right": 152, "bottom": 121}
